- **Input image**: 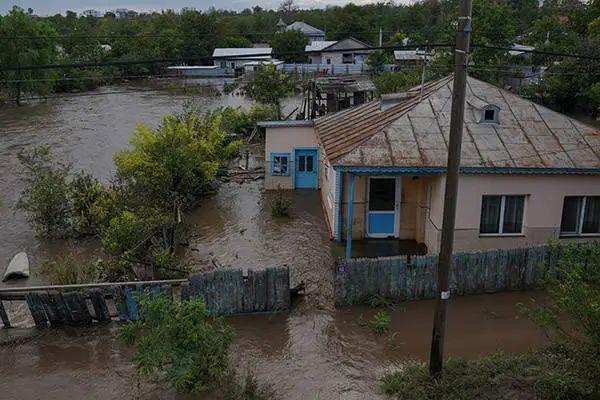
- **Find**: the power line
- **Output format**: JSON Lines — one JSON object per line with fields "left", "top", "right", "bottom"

{"left": 2, "top": 42, "right": 599, "bottom": 73}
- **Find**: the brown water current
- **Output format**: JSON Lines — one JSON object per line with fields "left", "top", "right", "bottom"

{"left": 0, "top": 84, "right": 549, "bottom": 399}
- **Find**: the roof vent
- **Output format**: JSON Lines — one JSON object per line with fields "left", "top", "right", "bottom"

{"left": 480, "top": 105, "right": 500, "bottom": 124}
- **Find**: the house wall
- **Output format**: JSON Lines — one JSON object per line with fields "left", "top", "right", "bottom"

{"left": 426, "top": 174, "right": 600, "bottom": 254}
{"left": 319, "top": 158, "right": 336, "bottom": 237}
{"left": 264, "top": 126, "right": 319, "bottom": 190}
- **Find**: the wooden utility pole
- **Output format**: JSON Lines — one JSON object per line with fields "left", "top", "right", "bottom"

{"left": 428, "top": 0, "right": 473, "bottom": 378}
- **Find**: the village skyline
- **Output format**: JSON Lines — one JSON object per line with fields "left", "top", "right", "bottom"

{"left": 0, "top": 0, "right": 402, "bottom": 16}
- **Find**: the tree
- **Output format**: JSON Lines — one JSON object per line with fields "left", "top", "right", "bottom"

{"left": 373, "top": 70, "right": 421, "bottom": 94}
{"left": 113, "top": 114, "right": 239, "bottom": 211}
{"left": 243, "top": 64, "right": 293, "bottom": 118}
{"left": 17, "top": 147, "right": 113, "bottom": 238}
{"left": 271, "top": 29, "right": 309, "bottom": 63}
{"left": 0, "top": 6, "right": 59, "bottom": 104}
{"left": 278, "top": 0, "right": 298, "bottom": 19}
{"left": 367, "top": 50, "right": 393, "bottom": 74}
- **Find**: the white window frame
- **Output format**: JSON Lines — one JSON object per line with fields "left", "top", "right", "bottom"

{"left": 479, "top": 194, "right": 526, "bottom": 237}
{"left": 560, "top": 196, "right": 600, "bottom": 237}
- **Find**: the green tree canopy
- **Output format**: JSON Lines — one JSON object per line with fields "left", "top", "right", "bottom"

{"left": 0, "top": 6, "right": 59, "bottom": 103}
{"left": 270, "top": 29, "right": 309, "bottom": 63}
{"left": 243, "top": 64, "right": 293, "bottom": 118}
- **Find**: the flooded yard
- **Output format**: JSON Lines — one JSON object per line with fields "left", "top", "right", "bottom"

{"left": 0, "top": 291, "right": 548, "bottom": 400}
{"left": 0, "top": 85, "right": 550, "bottom": 400}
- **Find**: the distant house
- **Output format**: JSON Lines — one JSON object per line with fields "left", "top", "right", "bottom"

{"left": 305, "top": 38, "right": 373, "bottom": 65}
{"left": 278, "top": 19, "right": 326, "bottom": 43}
{"left": 259, "top": 76, "right": 600, "bottom": 258}
{"left": 114, "top": 8, "right": 128, "bottom": 18}
{"left": 393, "top": 50, "right": 426, "bottom": 69}
{"left": 82, "top": 9, "right": 103, "bottom": 18}
{"left": 212, "top": 48, "right": 274, "bottom": 70}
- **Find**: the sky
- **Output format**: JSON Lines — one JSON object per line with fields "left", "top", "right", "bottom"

{"left": 0, "top": 0, "right": 385, "bottom": 16}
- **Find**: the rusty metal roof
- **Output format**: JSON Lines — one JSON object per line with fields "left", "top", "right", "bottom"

{"left": 316, "top": 76, "right": 600, "bottom": 170}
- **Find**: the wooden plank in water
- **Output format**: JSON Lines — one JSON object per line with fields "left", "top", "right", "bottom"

{"left": 89, "top": 289, "right": 111, "bottom": 323}
{"left": 0, "top": 300, "right": 10, "bottom": 328}
{"left": 25, "top": 292, "right": 49, "bottom": 328}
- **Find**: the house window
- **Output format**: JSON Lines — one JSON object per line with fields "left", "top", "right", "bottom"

{"left": 560, "top": 196, "right": 600, "bottom": 236}
{"left": 480, "top": 105, "right": 500, "bottom": 124}
{"left": 326, "top": 58, "right": 331, "bottom": 65}
{"left": 220, "top": 61, "right": 226, "bottom": 68}
{"left": 480, "top": 195, "right": 525, "bottom": 235}
{"left": 342, "top": 53, "right": 353, "bottom": 64}
{"left": 270, "top": 153, "right": 290, "bottom": 176}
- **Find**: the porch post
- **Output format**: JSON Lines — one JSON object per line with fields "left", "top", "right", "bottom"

{"left": 345, "top": 173, "right": 355, "bottom": 259}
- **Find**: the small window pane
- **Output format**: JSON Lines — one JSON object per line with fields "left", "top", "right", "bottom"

{"left": 480, "top": 196, "right": 501, "bottom": 234}
{"left": 280, "top": 157, "right": 288, "bottom": 174}
{"left": 298, "top": 156, "right": 306, "bottom": 172}
{"left": 369, "top": 178, "right": 396, "bottom": 211}
{"left": 272, "top": 155, "right": 288, "bottom": 175}
{"left": 582, "top": 196, "right": 600, "bottom": 234}
{"left": 503, "top": 196, "right": 524, "bottom": 234}
{"left": 484, "top": 109, "right": 495, "bottom": 121}
{"left": 306, "top": 155, "right": 314, "bottom": 172}
{"left": 561, "top": 196, "right": 582, "bottom": 233}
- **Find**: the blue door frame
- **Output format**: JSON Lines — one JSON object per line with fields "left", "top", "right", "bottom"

{"left": 294, "top": 148, "right": 318, "bottom": 189}
{"left": 366, "top": 177, "right": 400, "bottom": 238}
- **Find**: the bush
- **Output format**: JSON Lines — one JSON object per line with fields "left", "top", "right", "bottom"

{"left": 271, "top": 189, "right": 291, "bottom": 217}
{"left": 17, "top": 146, "right": 111, "bottom": 238}
{"left": 121, "top": 294, "right": 235, "bottom": 393}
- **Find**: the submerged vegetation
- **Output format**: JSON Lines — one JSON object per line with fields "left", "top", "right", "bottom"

{"left": 270, "top": 189, "right": 292, "bottom": 217}
{"left": 121, "top": 294, "right": 275, "bottom": 399}
{"left": 17, "top": 109, "right": 241, "bottom": 281}
{"left": 382, "top": 242, "right": 600, "bottom": 399}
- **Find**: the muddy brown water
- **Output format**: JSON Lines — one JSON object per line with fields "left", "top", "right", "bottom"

{"left": 0, "top": 84, "right": 549, "bottom": 399}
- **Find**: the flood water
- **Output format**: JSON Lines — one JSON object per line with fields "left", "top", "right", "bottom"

{"left": 0, "top": 84, "right": 550, "bottom": 399}
{"left": 0, "top": 291, "right": 548, "bottom": 400}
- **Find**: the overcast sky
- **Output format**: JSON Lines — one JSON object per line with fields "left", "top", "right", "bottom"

{"left": 0, "top": 0, "right": 388, "bottom": 16}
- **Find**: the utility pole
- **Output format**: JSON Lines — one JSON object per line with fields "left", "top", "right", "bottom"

{"left": 428, "top": 0, "right": 472, "bottom": 378}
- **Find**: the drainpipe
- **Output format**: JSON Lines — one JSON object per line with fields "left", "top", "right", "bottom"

{"left": 345, "top": 174, "right": 355, "bottom": 259}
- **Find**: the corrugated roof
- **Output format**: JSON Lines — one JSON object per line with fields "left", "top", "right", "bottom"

{"left": 286, "top": 21, "right": 324, "bottom": 36}
{"left": 305, "top": 41, "right": 338, "bottom": 52}
{"left": 212, "top": 47, "right": 272, "bottom": 58}
{"left": 394, "top": 50, "right": 425, "bottom": 61}
{"left": 316, "top": 76, "right": 600, "bottom": 170}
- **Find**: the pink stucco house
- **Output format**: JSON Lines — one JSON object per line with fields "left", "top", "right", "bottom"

{"left": 259, "top": 76, "right": 600, "bottom": 258}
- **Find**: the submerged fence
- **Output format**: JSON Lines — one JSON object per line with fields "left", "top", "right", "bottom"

{"left": 0, "top": 266, "right": 290, "bottom": 329}
{"left": 335, "top": 244, "right": 577, "bottom": 307}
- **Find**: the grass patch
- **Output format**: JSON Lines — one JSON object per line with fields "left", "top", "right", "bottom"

{"left": 381, "top": 346, "right": 595, "bottom": 400}
{"left": 271, "top": 189, "right": 291, "bottom": 218}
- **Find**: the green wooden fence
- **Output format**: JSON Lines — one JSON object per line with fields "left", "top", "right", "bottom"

{"left": 334, "top": 245, "right": 568, "bottom": 306}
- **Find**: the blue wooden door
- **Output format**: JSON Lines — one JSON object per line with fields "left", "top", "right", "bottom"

{"left": 367, "top": 177, "right": 399, "bottom": 237}
{"left": 294, "top": 149, "right": 318, "bottom": 189}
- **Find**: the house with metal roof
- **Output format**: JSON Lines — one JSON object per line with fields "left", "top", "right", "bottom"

{"left": 305, "top": 38, "right": 373, "bottom": 65}
{"left": 212, "top": 47, "right": 275, "bottom": 70}
{"left": 284, "top": 21, "right": 325, "bottom": 43}
{"left": 259, "top": 76, "right": 600, "bottom": 258}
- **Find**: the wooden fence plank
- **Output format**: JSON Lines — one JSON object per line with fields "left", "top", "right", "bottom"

{"left": 0, "top": 300, "right": 11, "bottom": 328}
{"left": 25, "top": 292, "right": 49, "bottom": 328}
{"left": 89, "top": 289, "right": 111, "bottom": 323}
